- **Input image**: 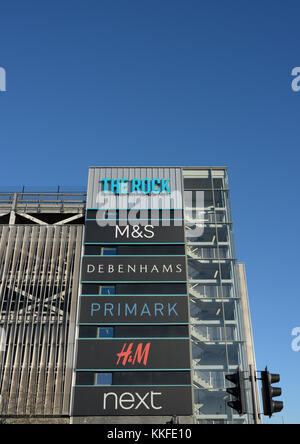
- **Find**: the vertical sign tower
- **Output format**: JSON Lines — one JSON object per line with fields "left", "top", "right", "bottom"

{"left": 72, "top": 167, "right": 193, "bottom": 422}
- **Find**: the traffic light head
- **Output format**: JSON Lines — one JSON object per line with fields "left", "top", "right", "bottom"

{"left": 225, "top": 369, "right": 246, "bottom": 415}
{"left": 269, "top": 374, "right": 280, "bottom": 384}
{"left": 261, "top": 367, "right": 284, "bottom": 417}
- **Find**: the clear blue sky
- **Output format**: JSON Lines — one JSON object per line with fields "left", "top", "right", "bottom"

{"left": 0, "top": 0, "right": 299, "bottom": 424}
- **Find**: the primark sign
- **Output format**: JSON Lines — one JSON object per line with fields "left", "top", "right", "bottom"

{"left": 79, "top": 295, "right": 189, "bottom": 324}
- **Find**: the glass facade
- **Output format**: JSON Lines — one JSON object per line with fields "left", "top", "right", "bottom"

{"left": 183, "top": 168, "right": 253, "bottom": 424}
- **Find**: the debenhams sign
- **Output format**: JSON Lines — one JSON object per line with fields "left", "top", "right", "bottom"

{"left": 81, "top": 257, "right": 186, "bottom": 282}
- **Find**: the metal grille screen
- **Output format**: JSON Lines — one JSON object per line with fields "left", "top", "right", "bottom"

{"left": 0, "top": 225, "right": 82, "bottom": 416}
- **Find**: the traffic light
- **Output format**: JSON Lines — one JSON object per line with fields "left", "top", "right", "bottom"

{"left": 166, "top": 415, "right": 179, "bottom": 424}
{"left": 261, "top": 367, "right": 283, "bottom": 417}
{"left": 225, "top": 369, "right": 246, "bottom": 415}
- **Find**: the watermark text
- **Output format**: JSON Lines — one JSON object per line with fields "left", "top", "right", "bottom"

{"left": 291, "top": 67, "right": 300, "bottom": 92}
{"left": 291, "top": 327, "right": 300, "bottom": 351}
{"left": 0, "top": 67, "right": 6, "bottom": 92}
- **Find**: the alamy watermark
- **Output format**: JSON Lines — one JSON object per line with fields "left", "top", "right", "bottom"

{"left": 0, "top": 66, "right": 6, "bottom": 92}
{"left": 94, "top": 187, "right": 205, "bottom": 239}
{"left": 291, "top": 67, "right": 300, "bottom": 92}
{"left": 291, "top": 327, "right": 300, "bottom": 352}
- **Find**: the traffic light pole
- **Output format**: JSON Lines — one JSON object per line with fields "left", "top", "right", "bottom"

{"left": 249, "top": 365, "right": 259, "bottom": 424}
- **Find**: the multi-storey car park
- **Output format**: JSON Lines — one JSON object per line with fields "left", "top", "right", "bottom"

{"left": 0, "top": 167, "right": 260, "bottom": 424}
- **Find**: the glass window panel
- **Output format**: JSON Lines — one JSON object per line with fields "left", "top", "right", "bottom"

{"left": 213, "top": 178, "right": 224, "bottom": 189}
{"left": 215, "top": 210, "right": 228, "bottom": 223}
{"left": 189, "top": 300, "right": 235, "bottom": 322}
{"left": 184, "top": 178, "right": 212, "bottom": 190}
{"left": 213, "top": 190, "right": 224, "bottom": 208}
{"left": 186, "top": 226, "right": 229, "bottom": 243}
{"left": 95, "top": 373, "right": 112, "bottom": 385}
{"left": 98, "top": 327, "right": 114, "bottom": 338}
{"left": 194, "top": 389, "right": 231, "bottom": 416}
{"left": 226, "top": 344, "right": 239, "bottom": 365}
{"left": 192, "top": 343, "right": 228, "bottom": 366}
{"left": 185, "top": 209, "right": 228, "bottom": 223}
{"left": 192, "top": 343, "right": 240, "bottom": 367}
{"left": 188, "top": 261, "right": 223, "bottom": 280}
{"left": 193, "top": 370, "right": 228, "bottom": 389}
{"left": 187, "top": 246, "right": 229, "bottom": 259}
{"left": 99, "top": 285, "right": 116, "bottom": 295}
{"left": 189, "top": 284, "right": 232, "bottom": 299}
{"left": 191, "top": 325, "right": 237, "bottom": 341}
{"left": 102, "top": 247, "right": 117, "bottom": 255}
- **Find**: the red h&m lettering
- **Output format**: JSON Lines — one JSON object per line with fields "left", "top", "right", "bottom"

{"left": 116, "top": 342, "right": 151, "bottom": 367}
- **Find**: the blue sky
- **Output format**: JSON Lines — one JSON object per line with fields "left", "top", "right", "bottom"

{"left": 0, "top": 0, "right": 299, "bottom": 423}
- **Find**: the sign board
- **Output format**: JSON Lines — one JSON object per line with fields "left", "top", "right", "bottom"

{"left": 72, "top": 167, "right": 193, "bottom": 418}
{"left": 76, "top": 339, "right": 191, "bottom": 370}
{"left": 85, "top": 221, "right": 185, "bottom": 243}
{"left": 79, "top": 295, "right": 189, "bottom": 324}
{"left": 72, "top": 385, "right": 193, "bottom": 416}
{"left": 81, "top": 256, "right": 186, "bottom": 282}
